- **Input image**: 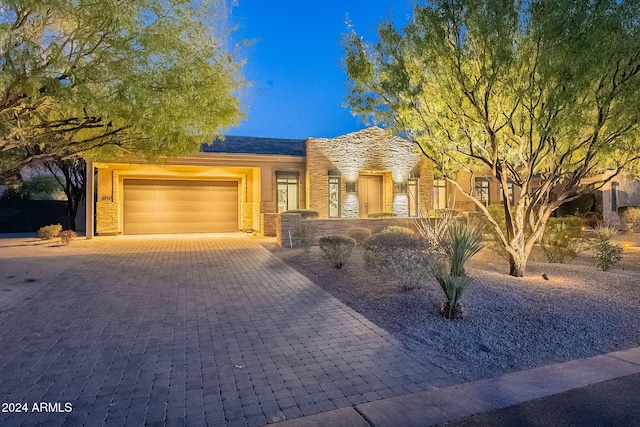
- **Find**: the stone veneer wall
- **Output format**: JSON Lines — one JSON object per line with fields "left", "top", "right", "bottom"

{"left": 276, "top": 213, "right": 436, "bottom": 247}
{"left": 96, "top": 201, "right": 119, "bottom": 234}
{"left": 306, "top": 127, "right": 433, "bottom": 219}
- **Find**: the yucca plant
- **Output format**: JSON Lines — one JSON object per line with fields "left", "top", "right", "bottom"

{"left": 443, "top": 221, "right": 485, "bottom": 277}
{"left": 433, "top": 221, "right": 484, "bottom": 319}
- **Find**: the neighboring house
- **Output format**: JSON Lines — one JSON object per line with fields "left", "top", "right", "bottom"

{"left": 87, "top": 127, "right": 433, "bottom": 236}
{"left": 583, "top": 171, "right": 640, "bottom": 229}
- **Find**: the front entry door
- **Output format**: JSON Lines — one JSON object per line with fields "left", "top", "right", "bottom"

{"left": 358, "top": 175, "right": 383, "bottom": 218}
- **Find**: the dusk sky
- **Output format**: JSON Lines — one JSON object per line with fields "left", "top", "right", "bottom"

{"left": 227, "top": 0, "right": 414, "bottom": 139}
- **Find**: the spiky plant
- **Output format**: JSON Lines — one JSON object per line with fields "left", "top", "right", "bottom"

{"left": 443, "top": 221, "right": 484, "bottom": 277}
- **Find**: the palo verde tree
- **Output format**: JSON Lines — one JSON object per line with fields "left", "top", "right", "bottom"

{"left": 0, "top": 0, "right": 244, "bottom": 183}
{"left": 344, "top": 0, "right": 640, "bottom": 276}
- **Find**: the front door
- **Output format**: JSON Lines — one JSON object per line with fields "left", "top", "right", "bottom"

{"left": 358, "top": 175, "right": 383, "bottom": 218}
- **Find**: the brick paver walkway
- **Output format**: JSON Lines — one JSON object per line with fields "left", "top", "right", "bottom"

{"left": 0, "top": 234, "right": 455, "bottom": 426}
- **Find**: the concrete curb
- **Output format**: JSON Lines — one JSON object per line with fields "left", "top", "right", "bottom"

{"left": 275, "top": 346, "right": 640, "bottom": 427}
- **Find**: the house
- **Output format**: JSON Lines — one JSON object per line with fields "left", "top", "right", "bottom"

{"left": 86, "top": 127, "right": 434, "bottom": 237}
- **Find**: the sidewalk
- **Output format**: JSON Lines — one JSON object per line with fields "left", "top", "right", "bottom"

{"left": 276, "top": 346, "right": 640, "bottom": 426}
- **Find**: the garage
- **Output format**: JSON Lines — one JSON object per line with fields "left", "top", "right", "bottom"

{"left": 123, "top": 179, "right": 239, "bottom": 234}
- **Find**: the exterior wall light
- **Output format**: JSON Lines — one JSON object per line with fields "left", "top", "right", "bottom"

{"left": 394, "top": 182, "right": 408, "bottom": 194}
{"left": 346, "top": 181, "right": 357, "bottom": 193}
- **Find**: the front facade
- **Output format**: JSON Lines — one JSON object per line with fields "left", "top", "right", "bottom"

{"left": 87, "top": 127, "right": 434, "bottom": 236}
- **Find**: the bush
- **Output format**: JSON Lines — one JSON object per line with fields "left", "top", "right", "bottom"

{"left": 368, "top": 212, "right": 393, "bottom": 219}
{"left": 364, "top": 232, "right": 433, "bottom": 291}
{"left": 38, "top": 224, "right": 63, "bottom": 240}
{"left": 432, "top": 222, "right": 484, "bottom": 319}
{"left": 292, "top": 223, "right": 313, "bottom": 252}
{"left": 284, "top": 209, "right": 319, "bottom": 219}
{"left": 347, "top": 227, "right": 372, "bottom": 246}
{"left": 620, "top": 207, "right": 640, "bottom": 232}
{"left": 429, "top": 208, "right": 462, "bottom": 218}
{"left": 558, "top": 194, "right": 594, "bottom": 216}
{"left": 540, "top": 216, "right": 583, "bottom": 263}
{"left": 59, "top": 230, "right": 77, "bottom": 245}
{"left": 380, "top": 225, "right": 414, "bottom": 235}
{"left": 319, "top": 235, "right": 356, "bottom": 268}
{"left": 589, "top": 225, "right": 623, "bottom": 271}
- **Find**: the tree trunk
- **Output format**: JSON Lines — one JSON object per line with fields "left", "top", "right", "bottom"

{"left": 508, "top": 253, "right": 526, "bottom": 277}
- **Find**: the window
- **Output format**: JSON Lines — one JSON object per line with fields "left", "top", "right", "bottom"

{"left": 328, "top": 176, "right": 341, "bottom": 218}
{"left": 432, "top": 180, "right": 446, "bottom": 210}
{"left": 408, "top": 179, "right": 419, "bottom": 217}
{"left": 475, "top": 178, "right": 490, "bottom": 206}
{"left": 277, "top": 172, "right": 299, "bottom": 212}
{"left": 500, "top": 182, "right": 515, "bottom": 204}
{"left": 611, "top": 182, "right": 618, "bottom": 212}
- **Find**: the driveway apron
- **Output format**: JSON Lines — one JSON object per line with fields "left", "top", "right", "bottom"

{"left": 0, "top": 234, "right": 455, "bottom": 426}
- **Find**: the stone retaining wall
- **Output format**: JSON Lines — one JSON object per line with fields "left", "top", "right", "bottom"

{"left": 275, "top": 212, "right": 436, "bottom": 247}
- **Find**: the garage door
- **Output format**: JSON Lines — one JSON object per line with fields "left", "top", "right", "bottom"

{"left": 123, "top": 179, "right": 238, "bottom": 234}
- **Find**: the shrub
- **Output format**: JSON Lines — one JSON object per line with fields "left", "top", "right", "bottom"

{"left": 589, "top": 225, "right": 623, "bottom": 271}
{"left": 364, "top": 232, "right": 433, "bottom": 291}
{"left": 433, "top": 268, "right": 472, "bottom": 320}
{"left": 292, "top": 223, "right": 313, "bottom": 252}
{"left": 540, "top": 216, "right": 583, "bottom": 263}
{"left": 380, "top": 225, "right": 414, "bottom": 235}
{"left": 368, "top": 212, "right": 393, "bottom": 219}
{"left": 284, "top": 209, "right": 319, "bottom": 219}
{"left": 620, "top": 207, "right": 640, "bottom": 232}
{"left": 432, "top": 222, "right": 484, "bottom": 319}
{"left": 429, "top": 208, "right": 462, "bottom": 218}
{"left": 59, "top": 230, "right": 77, "bottom": 245}
{"left": 558, "top": 194, "right": 594, "bottom": 216}
{"left": 319, "top": 235, "right": 356, "bottom": 268}
{"left": 347, "top": 227, "right": 372, "bottom": 246}
{"left": 38, "top": 224, "right": 63, "bottom": 240}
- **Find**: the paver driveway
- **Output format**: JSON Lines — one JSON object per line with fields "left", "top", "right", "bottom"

{"left": 0, "top": 234, "right": 455, "bottom": 426}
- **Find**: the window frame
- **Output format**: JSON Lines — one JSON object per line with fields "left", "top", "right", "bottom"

{"left": 276, "top": 172, "right": 299, "bottom": 213}
{"left": 475, "top": 178, "right": 490, "bottom": 206}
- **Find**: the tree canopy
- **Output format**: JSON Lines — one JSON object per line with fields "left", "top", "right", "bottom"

{"left": 343, "top": 0, "right": 640, "bottom": 276}
{"left": 0, "top": 0, "right": 245, "bottom": 182}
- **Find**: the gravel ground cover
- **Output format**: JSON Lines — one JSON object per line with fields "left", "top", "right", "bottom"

{"left": 262, "top": 236, "right": 640, "bottom": 382}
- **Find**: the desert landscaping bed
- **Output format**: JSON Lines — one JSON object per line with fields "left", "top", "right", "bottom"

{"left": 262, "top": 237, "right": 640, "bottom": 382}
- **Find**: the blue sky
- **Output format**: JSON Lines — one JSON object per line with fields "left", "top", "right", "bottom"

{"left": 227, "top": 0, "right": 413, "bottom": 139}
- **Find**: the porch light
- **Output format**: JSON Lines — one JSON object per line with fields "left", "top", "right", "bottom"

{"left": 346, "top": 181, "right": 356, "bottom": 193}
{"left": 394, "top": 182, "right": 408, "bottom": 194}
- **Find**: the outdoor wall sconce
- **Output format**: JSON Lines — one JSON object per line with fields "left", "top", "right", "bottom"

{"left": 346, "top": 181, "right": 356, "bottom": 193}
{"left": 394, "top": 182, "right": 408, "bottom": 194}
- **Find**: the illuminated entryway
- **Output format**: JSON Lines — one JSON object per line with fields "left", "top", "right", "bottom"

{"left": 358, "top": 175, "right": 383, "bottom": 218}
{"left": 123, "top": 179, "right": 239, "bottom": 234}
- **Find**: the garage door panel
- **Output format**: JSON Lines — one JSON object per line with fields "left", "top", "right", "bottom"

{"left": 123, "top": 179, "right": 238, "bottom": 234}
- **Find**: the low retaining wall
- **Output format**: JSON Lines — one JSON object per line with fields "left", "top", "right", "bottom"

{"left": 275, "top": 213, "right": 435, "bottom": 247}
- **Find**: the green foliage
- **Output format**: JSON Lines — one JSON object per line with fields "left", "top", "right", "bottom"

{"left": 431, "top": 222, "right": 483, "bottom": 318}
{"left": 380, "top": 225, "right": 414, "bottom": 235}
{"left": 344, "top": 0, "right": 640, "bottom": 277}
{"left": 0, "top": 187, "right": 25, "bottom": 201}
{"left": 319, "top": 235, "right": 356, "bottom": 269}
{"left": 59, "top": 230, "right": 77, "bottom": 245}
{"left": 38, "top": 224, "right": 62, "bottom": 240}
{"left": 347, "top": 227, "right": 372, "bottom": 246}
{"left": 18, "top": 176, "right": 64, "bottom": 200}
{"left": 284, "top": 209, "right": 320, "bottom": 219}
{"left": 0, "top": 0, "right": 244, "bottom": 181}
{"left": 368, "top": 212, "right": 393, "bottom": 219}
{"left": 364, "top": 232, "right": 432, "bottom": 291}
{"left": 433, "top": 268, "right": 472, "bottom": 320}
{"left": 442, "top": 222, "right": 485, "bottom": 277}
{"left": 540, "top": 217, "right": 583, "bottom": 263}
{"left": 620, "top": 207, "right": 640, "bottom": 232}
{"left": 589, "top": 226, "right": 623, "bottom": 271}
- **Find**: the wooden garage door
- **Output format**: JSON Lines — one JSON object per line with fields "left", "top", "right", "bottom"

{"left": 123, "top": 179, "right": 238, "bottom": 234}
